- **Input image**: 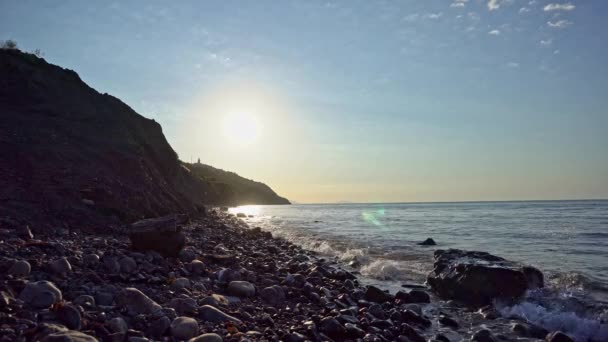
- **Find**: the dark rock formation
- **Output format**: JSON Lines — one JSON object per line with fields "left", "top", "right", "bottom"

{"left": 418, "top": 238, "right": 436, "bottom": 246}
{"left": 427, "top": 249, "right": 544, "bottom": 307}
{"left": 128, "top": 215, "right": 187, "bottom": 257}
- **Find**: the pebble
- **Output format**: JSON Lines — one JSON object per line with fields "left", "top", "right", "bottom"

{"left": 172, "top": 277, "right": 191, "bottom": 290}
{"left": 73, "top": 295, "right": 95, "bottom": 307}
{"left": 545, "top": 331, "right": 574, "bottom": 342}
{"left": 170, "top": 316, "right": 199, "bottom": 340}
{"left": 41, "top": 330, "right": 98, "bottom": 342}
{"left": 82, "top": 253, "right": 100, "bottom": 267}
{"left": 227, "top": 280, "right": 255, "bottom": 297}
{"left": 199, "top": 305, "right": 242, "bottom": 323}
{"left": 119, "top": 257, "right": 137, "bottom": 274}
{"left": 19, "top": 280, "right": 63, "bottom": 309}
{"left": 116, "top": 287, "right": 161, "bottom": 314}
{"left": 49, "top": 257, "right": 72, "bottom": 275}
{"left": 188, "top": 333, "right": 223, "bottom": 342}
{"left": 57, "top": 304, "right": 82, "bottom": 330}
{"left": 8, "top": 259, "right": 31, "bottom": 277}
{"left": 107, "top": 317, "right": 128, "bottom": 333}
{"left": 260, "top": 285, "right": 286, "bottom": 305}
{"left": 190, "top": 259, "right": 205, "bottom": 275}
{"left": 169, "top": 297, "right": 198, "bottom": 315}
{"left": 147, "top": 315, "right": 171, "bottom": 338}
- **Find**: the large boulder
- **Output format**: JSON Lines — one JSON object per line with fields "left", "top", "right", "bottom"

{"left": 427, "top": 249, "right": 544, "bottom": 307}
{"left": 128, "top": 215, "right": 187, "bottom": 257}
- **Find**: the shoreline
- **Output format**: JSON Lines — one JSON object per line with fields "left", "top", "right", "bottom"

{"left": 0, "top": 209, "right": 593, "bottom": 341}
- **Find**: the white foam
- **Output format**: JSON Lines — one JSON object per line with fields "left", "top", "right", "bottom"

{"left": 499, "top": 301, "right": 608, "bottom": 342}
{"left": 360, "top": 259, "right": 404, "bottom": 281}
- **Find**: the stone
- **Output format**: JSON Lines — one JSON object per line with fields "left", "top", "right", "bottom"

{"left": 169, "top": 297, "right": 198, "bottom": 315}
{"left": 227, "top": 281, "right": 255, "bottom": 297}
{"left": 73, "top": 295, "right": 95, "bottom": 307}
{"left": 57, "top": 304, "right": 81, "bottom": 330}
{"left": 82, "top": 254, "right": 99, "bottom": 267}
{"left": 95, "top": 292, "right": 114, "bottom": 306}
{"left": 217, "top": 268, "right": 241, "bottom": 283}
{"left": 41, "top": 330, "right": 98, "bottom": 342}
{"left": 102, "top": 256, "right": 120, "bottom": 274}
{"left": 119, "top": 257, "right": 137, "bottom": 274}
{"left": 115, "top": 288, "right": 161, "bottom": 315}
{"left": 364, "top": 285, "right": 393, "bottom": 303}
{"left": 189, "top": 333, "right": 223, "bottom": 342}
{"left": 408, "top": 290, "right": 430, "bottom": 303}
{"left": 259, "top": 285, "right": 286, "bottom": 305}
{"left": 400, "top": 323, "right": 425, "bottom": 342}
{"left": 471, "top": 329, "right": 495, "bottom": 342}
{"left": 170, "top": 316, "right": 199, "bottom": 340}
{"left": 511, "top": 322, "right": 548, "bottom": 339}
{"left": 172, "top": 277, "right": 191, "bottom": 290}
{"left": 427, "top": 249, "right": 544, "bottom": 306}
{"left": 545, "top": 331, "right": 574, "bottom": 342}
{"left": 128, "top": 215, "right": 187, "bottom": 257}
{"left": 368, "top": 304, "right": 385, "bottom": 319}
{"left": 418, "top": 238, "right": 436, "bottom": 246}
{"left": 439, "top": 314, "right": 459, "bottom": 328}
{"left": 19, "top": 281, "right": 62, "bottom": 309}
{"left": 319, "top": 317, "right": 346, "bottom": 339}
{"left": 199, "top": 305, "right": 242, "bottom": 323}
{"left": 190, "top": 260, "right": 205, "bottom": 275}
{"left": 8, "top": 259, "right": 31, "bottom": 277}
{"left": 107, "top": 317, "right": 128, "bottom": 334}
{"left": 179, "top": 248, "right": 197, "bottom": 262}
{"left": 147, "top": 316, "right": 170, "bottom": 338}
{"left": 49, "top": 257, "right": 72, "bottom": 275}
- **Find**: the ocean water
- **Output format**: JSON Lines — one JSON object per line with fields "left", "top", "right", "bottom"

{"left": 230, "top": 200, "right": 608, "bottom": 341}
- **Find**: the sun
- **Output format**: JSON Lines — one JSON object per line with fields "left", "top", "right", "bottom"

{"left": 223, "top": 111, "right": 260, "bottom": 146}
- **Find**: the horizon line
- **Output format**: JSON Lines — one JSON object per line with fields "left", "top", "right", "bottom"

{"left": 287, "top": 198, "right": 608, "bottom": 205}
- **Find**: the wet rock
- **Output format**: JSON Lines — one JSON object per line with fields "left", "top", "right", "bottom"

{"left": 170, "top": 316, "right": 199, "bottom": 340}
{"left": 49, "top": 257, "right": 72, "bottom": 275}
{"left": 227, "top": 281, "right": 255, "bottom": 297}
{"left": 512, "top": 322, "right": 548, "bottom": 339}
{"left": 198, "top": 305, "right": 242, "bottom": 323}
{"left": 189, "top": 333, "right": 223, "bottom": 342}
{"left": 368, "top": 304, "right": 385, "bottom": 319}
{"left": 129, "top": 215, "right": 187, "bottom": 257}
{"left": 396, "top": 290, "right": 430, "bottom": 304}
{"left": 17, "top": 225, "right": 34, "bottom": 240}
{"left": 107, "top": 317, "right": 128, "bottom": 334}
{"left": 401, "top": 310, "right": 431, "bottom": 328}
{"left": 400, "top": 323, "right": 425, "bottom": 342}
{"left": 438, "top": 314, "right": 459, "bottom": 328}
{"left": 259, "top": 285, "right": 286, "bottom": 305}
{"left": 41, "top": 330, "right": 98, "bottom": 342}
{"left": 57, "top": 304, "right": 81, "bottom": 330}
{"left": 19, "top": 280, "right": 63, "bottom": 309}
{"left": 116, "top": 288, "right": 161, "bottom": 315}
{"left": 119, "top": 257, "right": 137, "bottom": 274}
{"left": 471, "top": 329, "right": 495, "bottom": 342}
{"left": 364, "top": 285, "right": 393, "bottom": 303}
{"left": 8, "top": 259, "right": 31, "bottom": 277}
{"left": 545, "top": 331, "right": 574, "bottom": 342}
{"left": 427, "top": 249, "right": 544, "bottom": 306}
{"left": 169, "top": 297, "right": 198, "bottom": 315}
{"left": 418, "top": 238, "right": 436, "bottom": 246}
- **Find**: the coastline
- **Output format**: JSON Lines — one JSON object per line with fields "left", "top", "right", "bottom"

{"left": 2, "top": 208, "right": 600, "bottom": 341}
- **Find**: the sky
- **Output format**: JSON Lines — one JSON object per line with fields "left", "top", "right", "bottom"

{"left": 1, "top": 0, "right": 607, "bottom": 203}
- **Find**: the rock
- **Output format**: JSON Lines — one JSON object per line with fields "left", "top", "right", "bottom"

{"left": 364, "top": 285, "right": 393, "bottom": 303}
{"left": 545, "top": 331, "right": 574, "bottom": 342}
{"left": 102, "top": 256, "right": 121, "bottom": 274}
{"left": 94, "top": 292, "right": 114, "bottom": 306}
{"left": 217, "top": 268, "right": 241, "bottom": 283}
{"left": 57, "top": 304, "right": 81, "bottom": 330}
{"left": 115, "top": 288, "right": 161, "bottom": 314}
{"left": 179, "top": 248, "right": 197, "bottom": 262}
{"left": 284, "top": 332, "right": 307, "bottom": 342}
{"left": 512, "top": 322, "right": 548, "bottom": 339}
{"left": 471, "top": 329, "right": 495, "bottom": 342}
{"left": 418, "top": 238, "right": 436, "bottom": 246}
{"left": 188, "top": 333, "right": 223, "bottom": 342}
{"left": 396, "top": 290, "right": 430, "bottom": 303}
{"left": 227, "top": 281, "right": 255, "bottom": 297}
{"left": 169, "top": 297, "right": 198, "bottom": 315}
{"left": 236, "top": 213, "right": 246, "bottom": 218}
{"left": 8, "top": 259, "right": 31, "bottom": 277}
{"left": 82, "top": 254, "right": 100, "bottom": 267}
{"left": 119, "top": 257, "right": 137, "bottom": 274}
{"left": 319, "top": 317, "right": 347, "bottom": 339}
{"left": 107, "top": 317, "right": 128, "bottom": 333}
{"left": 400, "top": 323, "right": 425, "bottom": 342}
{"left": 172, "top": 277, "right": 191, "bottom": 290}
{"left": 128, "top": 215, "right": 188, "bottom": 257}
{"left": 368, "top": 304, "right": 385, "bottom": 319}
{"left": 49, "top": 257, "right": 72, "bottom": 275}
{"left": 189, "top": 260, "right": 205, "bottom": 275}
{"left": 19, "top": 281, "right": 63, "bottom": 309}
{"left": 199, "top": 305, "right": 242, "bottom": 324}
{"left": 401, "top": 310, "right": 431, "bottom": 328}
{"left": 170, "top": 316, "right": 199, "bottom": 340}
{"left": 427, "top": 249, "right": 544, "bottom": 306}
{"left": 439, "top": 314, "right": 459, "bottom": 328}
{"left": 73, "top": 295, "right": 95, "bottom": 307}
{"left": 41, "top": 330, "right": 98, "bottom": 342}
{"left": 147, "top": 316, "right": 170, "bottom": 338}
{"left": 259, "top": 285, "right": 286, "bottom": 305}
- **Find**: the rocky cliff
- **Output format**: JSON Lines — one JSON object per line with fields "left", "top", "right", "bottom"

{"left": 0, "top": 49, "right": 287, "bottom": 231}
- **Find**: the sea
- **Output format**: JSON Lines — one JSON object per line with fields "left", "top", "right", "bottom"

{"left": 229, "top": 200, "right": 608, "bottom": 341}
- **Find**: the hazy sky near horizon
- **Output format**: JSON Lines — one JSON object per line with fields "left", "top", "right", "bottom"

{"left": 2, "top": 0, "right": 607, "bottom": 203}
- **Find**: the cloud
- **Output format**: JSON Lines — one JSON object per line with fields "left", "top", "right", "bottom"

{"left": 450, "top": 0, "right": 468, "bottom": 8}
{"left": 402, "top": 13, "right": 420, "bottom": 22}
{"left": 540, "top": 39, "right": 553, "bottom": 46}
{"left": 488, "top": 29, "right": 501, "bottom": 35}
{"left": 426, "top": 12, "right": 443, "bottom": 20}
{"left": 519, "top": 7, "right": 531, "bottom": 14}
{"left": 544, "top": 3, "right": 575, "bottom": 11}
{"left": 488, "top": 0, "right": 513, "bottom": 11}
{"left": 547, "top": 20, "right": 572, "bottom": 28}
{"left": 506, "top": 62, "right": 520, "bottom": 68}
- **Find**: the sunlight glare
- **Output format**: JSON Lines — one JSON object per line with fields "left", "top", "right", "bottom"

{"left": 223, "top": 111, "right": 260, "bottom": 146}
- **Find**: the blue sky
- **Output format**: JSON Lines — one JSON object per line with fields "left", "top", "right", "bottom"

{"left": 2, "top": 0, "right": 607, "bottom": 203}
